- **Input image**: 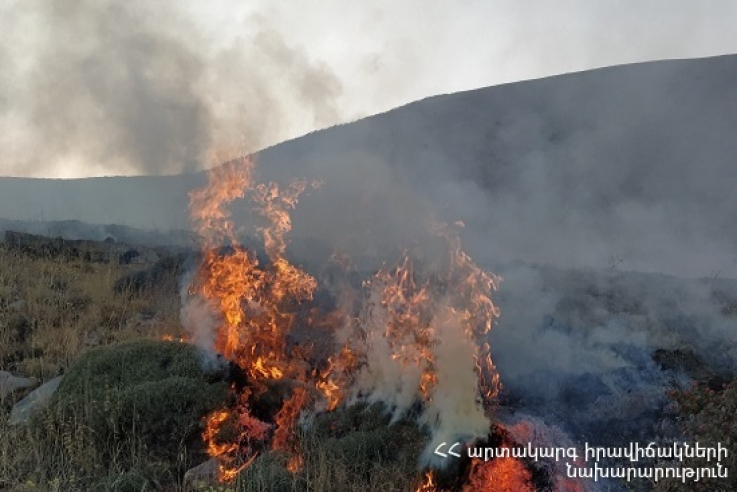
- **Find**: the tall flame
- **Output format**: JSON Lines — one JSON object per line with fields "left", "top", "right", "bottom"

{"left": 185, "top": 156, "right": 511, "bottom": 484}
{"left": 188, "top": 157, "right": 319, "bottom": 380}
{"left": 187, "top": 157, "right": 319, "bottom": 479}
{"left": 463, "top": 452, "right": 534, "bottom": 492}
{"left": 328, "top": 221, "right": 503, "bottom": 462}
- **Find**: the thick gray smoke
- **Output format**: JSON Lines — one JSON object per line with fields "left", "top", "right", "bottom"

{"left": 0, "top": 0, "right": 342, "bottom": 177}
{"left": 489, "top": 263, "right": 737, "bottom": 445}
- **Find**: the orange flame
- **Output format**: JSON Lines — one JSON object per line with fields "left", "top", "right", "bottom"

{"left": 272, "top": 386, "right": 311, "bottom": 471}
{"left": 415, "top": 471, "right": 441, "bottom": 492}
{"left": 462, "top": 453, "right": 534, "bottom": 492}
{"left": 188, "top": 156, "right": 506, "bottom": 484}
{"left": 160, "top": 334, "right": 187, "bottom": 343}
{"left": 203, "top": 411, "right": 239, "bottom": 458}
{"left": 329, "top": 222, "right": 502, "bottom": 413}
{"left": 188, "top": 156, "right": 318, "bottom": 377}
{"left": 413, "top": 443, "right": 537, "bottom": 492}
{"left": 189, "top": 156, "right": 320, "bottom": 481}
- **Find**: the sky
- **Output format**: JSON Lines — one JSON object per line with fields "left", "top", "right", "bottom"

{"left": 1, "top": 0, "right": 737, "bottom": 178}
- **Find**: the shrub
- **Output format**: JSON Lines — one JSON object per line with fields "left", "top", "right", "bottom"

{"left": 114, "top": 254, "right": 187, "bottom": 295}
{"left": 236, "top": 453, "right": 301, "bottom": 492}
{"left": 33, "top": 339, "right": 229, "bottom": 486}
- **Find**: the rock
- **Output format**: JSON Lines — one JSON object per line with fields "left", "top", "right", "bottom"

{"left": 9, "top": 376, "right": 63, "bottom": 424}
{"left": 184, "top": 457, "right": 220, "bottom": 488}
{"left": 0, "top": 371, "right": 37, "bottom": 399}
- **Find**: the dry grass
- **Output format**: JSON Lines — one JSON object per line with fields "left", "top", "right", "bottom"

{"left": 0, "top": 241, "right": 182, "bottom": 378}
{"left": 0, "top": 237, "right": 425, "bottom": 492}
{"left": 0, "top": 238, "right": 186, "bottom": 491}
{"left": 2, "top": 235, "right": 733, "bottom": 492}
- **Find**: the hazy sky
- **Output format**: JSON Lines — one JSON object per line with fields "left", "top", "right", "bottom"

{"left": 2, "top": 0, "right": 737, "bottom": 178}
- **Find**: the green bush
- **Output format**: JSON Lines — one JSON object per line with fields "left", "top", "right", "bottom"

{"left": 33, "top": 339, "right": 229, "bottom": 485}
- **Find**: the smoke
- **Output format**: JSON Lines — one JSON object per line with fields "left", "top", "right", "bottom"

{"left": 349, "top": 295, "right": 492, "bottom": 467}
{"left": 216, "top": 1, "right": 737, "bottom": 123}
{"left": 178, "top": 263, "right": 225, "bottom": 373}
{"left": 4, "top": 1, "right": 737, "bottom": 179}
{"left": 489, "top": 263, "right": 737, "bottom": 445}
{"left": 418, "top": 312, "right": 491, "bottom": 466}
{"left": 229, "top": 54, "right": 737, "bottom": 281}
{"left": 180, "top": 294, "right": 220, "bottom": 355}
{"left": 0, "top": 0, "right": 342, "bottom": 177}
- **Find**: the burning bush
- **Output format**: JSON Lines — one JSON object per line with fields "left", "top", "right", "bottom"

{"left": 230, "top": 402, "right": 427, "bottom": 492}
{"left": 31, "top": 339, "right": 229, "bottom": 485}
{"left": 180, "top": 157, "right": 504, "bottom": 484}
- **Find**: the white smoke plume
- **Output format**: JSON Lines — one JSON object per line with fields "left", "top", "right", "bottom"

{"left": 178, "top": 266, "right": 223, "bottom": 371}
{"left": 180, "top": 294, "right": 220, "bottom": 356}
{"left": 347, "top": 260, "right": 496, "bottom": 467}
{"left": 418, "top": 310, "right": 491, "bottom": 466}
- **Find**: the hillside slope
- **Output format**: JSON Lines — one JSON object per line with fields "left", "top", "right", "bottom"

{"left": 2, "top": 54, "right": 736, "bottom": 276}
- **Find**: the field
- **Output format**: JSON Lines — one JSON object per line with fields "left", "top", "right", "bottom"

{"left": 0, "top": 233, "right": 428, "bottom": 492}
{"left": 0, "top": 231, "right": 734, "bottom": 492}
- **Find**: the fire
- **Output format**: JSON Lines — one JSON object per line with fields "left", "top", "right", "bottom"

{"left": 413, "top": 456, "right": 535, "bottom": 492}
{"left": 188, "top": 157, "right": 321, "bottom": 480}
{"left": 188, "top": 157, "right": 318, "bottom": 376}
{"left": 272, "top": 385, "right": 311, "bottom": 471}
{"left": 203, "top": 411, "right": 237, "bottom": 456}
{"left": 315, "top": 359, "right": 342, "bottom": 411}
{"left": 159, "top": 334, "right": 186, "bottom": 343}
{"left": 415, "top": 471, "right": 441, "bottom": 492}
{"left": 314, "top": 344, "right": 360, "bottom": 411}
{"left": 252, "top": 357, "right": 284, "bottom": 379}
{"left": 329, "top": 222, "right": 502, "bottom": 460}
{"left": 432, "top": 220, "right": 502, "bottom": 404}
{"left": 185, "top": 155, "right": 508, "bottom": 484}
{"left": 462, "top": 452, "right": 534, "bottom": 492}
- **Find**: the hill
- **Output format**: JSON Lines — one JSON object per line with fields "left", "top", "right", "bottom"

{"left": 2, "top": 54, "right": 736, "bottom": 276}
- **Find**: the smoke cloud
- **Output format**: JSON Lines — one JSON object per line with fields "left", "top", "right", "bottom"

{"left": 489, "top": 262, "right": 737, "bottom": 445}
{"left": 0, "top": 0, "right": 342, "bottom": 177}
{"left": 3, "top": 1, "right": 737, "bottom": 179}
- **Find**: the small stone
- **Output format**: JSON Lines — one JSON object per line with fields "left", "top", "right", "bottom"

{"left": 9, "top": 376, "right": 64, "bottom": 424}
{"left": 0, "top": 371, "right": 37, "bottom": 399}
{"left": 184, "top": 457, "right": 220, "bottom": 488}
